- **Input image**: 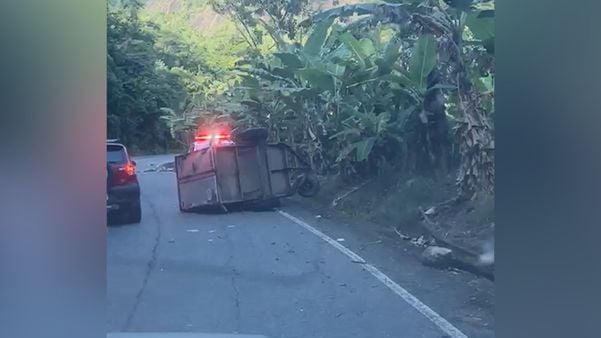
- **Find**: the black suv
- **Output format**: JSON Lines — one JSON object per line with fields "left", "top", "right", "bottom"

{"left": 107, "top": 140, "right": 141, "bottom": 223}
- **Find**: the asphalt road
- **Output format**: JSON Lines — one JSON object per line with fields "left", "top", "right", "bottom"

{"left": 107, "top": 155, "right": 494, "bottom": 338}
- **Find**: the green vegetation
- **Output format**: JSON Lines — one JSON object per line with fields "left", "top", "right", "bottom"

{"left": 107, "top": 0, "right": 245, "bottom": 152}
{"left": 107, "top": 3, "right": 186, "bottom": 152}
{"left": 107, "top": 0, "right": 494, "bottom": 198}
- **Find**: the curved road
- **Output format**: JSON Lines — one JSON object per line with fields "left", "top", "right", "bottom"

{"left": 107, "top": 155, "right": 494, "bottom": 338}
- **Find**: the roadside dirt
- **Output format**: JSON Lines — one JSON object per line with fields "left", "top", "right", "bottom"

{"left": 290, "top": 173, "right": 495, "bottom": 278}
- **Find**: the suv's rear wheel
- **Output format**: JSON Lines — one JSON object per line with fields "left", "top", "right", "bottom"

{"left": 126, "top": 201, "right": 141, "bottom": 223}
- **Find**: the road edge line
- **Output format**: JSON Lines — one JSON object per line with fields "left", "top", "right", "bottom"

{"left": 277, "top": 210, "right": 468, "bottom": 338}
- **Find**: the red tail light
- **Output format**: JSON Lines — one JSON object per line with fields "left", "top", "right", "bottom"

{"left": 125, "top": 163, "right": 135, "bottom": 175}
{"left": 194, "top": 133, "right": 231, "bottom": 141}
{"left": 109, "top": 162, "right": 137, "bottom": 186}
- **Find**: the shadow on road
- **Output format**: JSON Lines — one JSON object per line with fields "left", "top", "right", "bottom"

{"left": 107, "top": 213, "right": 139, "bottom": 227}
{"left": 182, "top": 200, "right": 281, "bottom": 214}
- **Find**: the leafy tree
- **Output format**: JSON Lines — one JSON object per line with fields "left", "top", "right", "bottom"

{"left": 107, "top": 0, "right": 495, "bottom": 198}
{"left": 223, "top": 0, "right": 495, "bottom": 196}
{"left": 108, "top": 6, "right": 187, "bottom": 152}
{"left": 211, "top": 0, "right": 312, "bottom": 50}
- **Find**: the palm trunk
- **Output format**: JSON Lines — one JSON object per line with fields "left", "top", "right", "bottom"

{"left": 455, "top": 63, "right": 495, "bottom": 198}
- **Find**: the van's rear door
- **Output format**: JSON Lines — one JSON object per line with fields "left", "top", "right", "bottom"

{"left": 175, "top": 148, "right": 221, "bottom": 211}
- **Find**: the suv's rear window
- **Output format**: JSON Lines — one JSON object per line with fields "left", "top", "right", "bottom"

{"left": 107, "top": 144, "right": 128, "bottom": 164}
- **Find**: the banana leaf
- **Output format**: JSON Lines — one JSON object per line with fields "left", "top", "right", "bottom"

{"left": 296, "top": 68, "right": 335, "bottom": 92}
{"left": 466, "top": 10, "right": 495, "bottom": 54}
{"left": 408, "top": 34, "right": 437, "bottom": 90}
{"left": 304, "top": 18, "right": 335, "bottom": 56}
{"left": 329, "top": 128, "right": 362, "bottom": 140}
{"left": 274, "top": 52, "right": 304, "bottom": 69}
{"left": 355, "top": 137, "right": 377, "bottom": 162}
{"left": 339, "top": 32, "right": 368, "bottom": 68}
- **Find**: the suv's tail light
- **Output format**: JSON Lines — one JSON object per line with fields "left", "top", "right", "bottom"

{"left": 109, "top": 162, "right": 137, "bottom": 186}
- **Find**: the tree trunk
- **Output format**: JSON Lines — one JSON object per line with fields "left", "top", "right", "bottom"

{"left": 455, "top": 67, "right": 495, "bottom": 198}
{"left": 424, "top": 69, "right": 451, "bottom": 178}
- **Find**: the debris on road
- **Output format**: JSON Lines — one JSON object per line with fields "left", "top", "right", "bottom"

{"left": 331, "top": 181, "right": 370, "bottom": 207}
{"left": 359, "top": 239, "right": 383, "bottom": 251}
{"left": 393, "top": 227, "right": 411, "bottom": 240}
{"left": 144, "top": 163, "right": 157, "bottom": 172}
{"left": 421, "top": 246, "right": 454, "bottom": 268}
{"left": 364, "top": 239, "right": 383, "bottom": 246}
{"left": 392, "top": 227, "right": 436, "bottom": 247}
{"left": 424, "top": 206, "right": 437, "bottom": 215}
{"left": 158, "top": 161, "right": 175, "bottom": 172}
{"left": 144, "top": 161, "right": 175, "bottom": 173}
{"left": 478, "top": 239, "right": 495, "bottom": 266}
{"left": 411, "top": 235, "right": 430, "bottom": 247}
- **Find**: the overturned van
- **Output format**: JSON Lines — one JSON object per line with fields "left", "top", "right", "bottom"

{"left": 175, "top": 128, "right": 319, "bottom": 212}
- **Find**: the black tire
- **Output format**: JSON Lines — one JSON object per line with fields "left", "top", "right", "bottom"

{"left": 232, "top": 128, "right": 269, "bottom": 145}
{"left": 297, "top": 174, "right": 320, "bottom": 198}
{"left": 126, "top": 201, "right": 142, "bottom": 223}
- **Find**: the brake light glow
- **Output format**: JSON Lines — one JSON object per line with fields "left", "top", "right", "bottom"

{"left": 125, "top": 163, "right": 135, "bottom": 175}
{"left": 194, "top": 133, "right": 230, "bottom": 141}
{"left": 108, "top": 162, "right": 137, "bottom": 186}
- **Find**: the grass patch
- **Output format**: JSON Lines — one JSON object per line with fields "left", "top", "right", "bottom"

{"left": 332, "top": 173, "right": 455, "bottom": 235}
{"left": 465, "top": 193, "right": 495, "bottom": 226}
{"left": 371, "top": 176, "right": 454, "bottom": 229}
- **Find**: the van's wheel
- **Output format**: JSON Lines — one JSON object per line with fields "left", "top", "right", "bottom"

{"left": 232, "top": 128, "right": 269, "bottom": 145}
{"left": 297, "top": 174, "right": 320, "bottom": 197}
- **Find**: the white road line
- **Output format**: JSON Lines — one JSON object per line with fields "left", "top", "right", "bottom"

{"left": 278, "top": 210, "right": 468, "bottom": 338}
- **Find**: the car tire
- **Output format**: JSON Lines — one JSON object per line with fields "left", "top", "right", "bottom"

{"left": 126, "top": 201, "right": 142, "bottom": 223}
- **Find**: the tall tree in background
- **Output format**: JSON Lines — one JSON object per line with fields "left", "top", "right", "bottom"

{"left": 211, "top": 0, "right": 311, "bottom": 50}
{"left": 107, "top": 5, "right": 187, "bottom": 152}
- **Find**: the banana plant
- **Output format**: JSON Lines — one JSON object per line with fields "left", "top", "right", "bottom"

{"left": 231, "top": 0, "right": 494, "bottom": 185}
{"left": 298, "top": 0, "right": 495, "bottom": 194}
